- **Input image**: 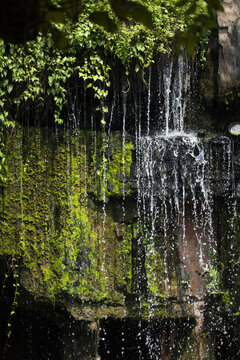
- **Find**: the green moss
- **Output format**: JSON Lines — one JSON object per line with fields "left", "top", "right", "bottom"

{"left": 90, "top": 132, "right": 134, "bottom": 200}
{"left": 0, "top": 125, "right": 183, "bottom": 320}
{"left": 0, "top": 126, "right": 136, "bottom": 304}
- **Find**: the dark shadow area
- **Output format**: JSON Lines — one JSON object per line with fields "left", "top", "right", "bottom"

{"left": 0, "top": 308, "right": 62, "bottom": 360}
{"left": 214, "top": 321, "right": 240, "bottom": 360}
{"left": 98, "top": 317, "right": 195, "bottom": 360}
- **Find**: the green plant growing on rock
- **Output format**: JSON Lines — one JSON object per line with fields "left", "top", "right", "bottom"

{"left": 1, "top": 256, "right": 20, "bottom": 351}
{"left": 202, "top": 264, "right": 232, "bottom": 306}
{"left": 0, "top": 128, "right": 137, "bottom": 304}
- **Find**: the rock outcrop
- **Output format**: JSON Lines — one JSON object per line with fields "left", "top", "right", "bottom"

{"left": 202, "top": 0, "right": 240, "bottom": 119}
{"left": 218, "top": 0, "right": 240, "bottom": 92}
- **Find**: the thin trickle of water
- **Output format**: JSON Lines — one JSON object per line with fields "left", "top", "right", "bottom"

{"left": 107, "top": 99, "right": 115, "bottom": 144}
{"left": 147, "top": 65, "right": 152, "bottom": 137}
{"left": 162, "top": 59, "right": 173, "bottom": 135}
{"left": 135, "top": 93, "right": 142, "bottom": 222}
{"left": 172, "top": 57, "right": 189, "bottom": 131}
{"left": 161, "top": 57, "right": 189, "bottom": 134}
{"left": 101, "top": 134, "right": 107, "bottom": 243}
{"left": 83, "top": 135, "right": 88, "bottom": 199}
{"left": 122, "top": 92, "right": 127, "bottom": 228}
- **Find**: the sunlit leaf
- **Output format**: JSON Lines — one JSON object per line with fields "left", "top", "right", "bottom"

{"left": 135, "top": 64, "right": 140, "bottom": 73}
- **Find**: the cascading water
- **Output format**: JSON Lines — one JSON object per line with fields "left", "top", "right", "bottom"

{"left": 139, "top": 133, "right": 215, "bottom": 278}
{"left": 134, "top": 56, "right": 215, "bottom": 300}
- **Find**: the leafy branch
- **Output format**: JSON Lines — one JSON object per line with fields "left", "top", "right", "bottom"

{"left": 1, "top": 257, "right": 20, "bottom": 353}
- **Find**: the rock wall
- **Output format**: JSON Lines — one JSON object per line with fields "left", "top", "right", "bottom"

{"left": 218, "top": 0, "right": 240, "bottom": 92}
{"left": 1, "top": 125, "right": 240, "bottom": 359}
{"left": 202, "top": 0, "right": 240, "bottom": 119}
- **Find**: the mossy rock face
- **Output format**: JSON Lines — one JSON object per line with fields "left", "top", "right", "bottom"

{"left": 0, "top": 127, "right": 133, "bottom": 302}
{"left": 0, "top": 126, "right": 180, "bottom": 319}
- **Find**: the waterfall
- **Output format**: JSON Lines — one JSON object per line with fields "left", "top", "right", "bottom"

{"left": 133, "top": 57, "right": 215, "bottom": 307}
{"left": 2, "top": 54, "right": 240, "bottom": 360}
{"left": 108, "top": 57, "right": 214, "bottom": 359}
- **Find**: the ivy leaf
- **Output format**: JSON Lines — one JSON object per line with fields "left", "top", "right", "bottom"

{"left": 89, "top": 11, "right": 117, "bottom": 32}
{"left": 135, "top": 64, "right": 140, "bottom": 73}
{"left": 7, "top": 84, "right": 13, "bottom": 93}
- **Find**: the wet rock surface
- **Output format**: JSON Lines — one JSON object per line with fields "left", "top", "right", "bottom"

{"left": 1, "top": 126, "right": 240, "bottom": 359}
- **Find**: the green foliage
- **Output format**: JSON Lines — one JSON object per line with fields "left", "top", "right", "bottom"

{"left": 0, "top": 0, "right": 222, "bottom": 47}
{"left": 204, "top": 266, "right": 223, "bottom": 295}
{"left": 92, "top": 132, "right": 134, "bottom": 200}
{"left": 0, "top": 0, "right": 153, "bottom": 46}
{"left": 0, "top": 0, "right": 212, "bottom": 138}
{"left": 0, "top": 0, "right": 215, "bottom": 139}
{"left": 0, "top": 36, "right": 76, "bottom": 125}
{"left": 235, "top": 306, "right": 240, "bottom": 316}
{"left": 176, "top": 0, "right": 223, "bottom": 53}
{"left": 203, "top": 264, "right": 232, "bottom": 306}
{"left": 1, "top": 257, "right": 20, "bottom": 349}
{"left": 89, "top": 11, "right": 118, "bottom": 33}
